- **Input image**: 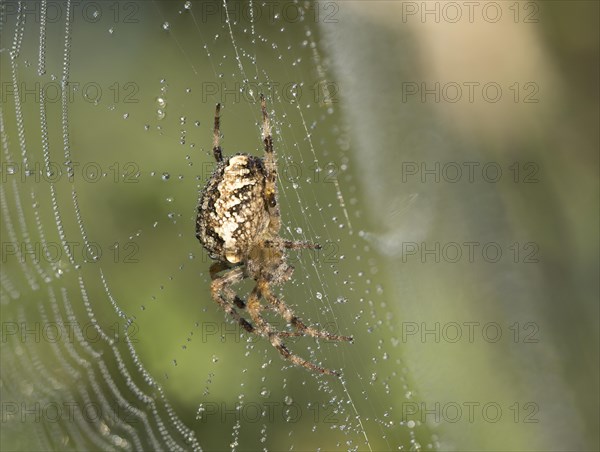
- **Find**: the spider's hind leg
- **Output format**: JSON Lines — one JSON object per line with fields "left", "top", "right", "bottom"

{"left": 269, "top": 333, "right": 341, "bottom": 377}
{"left": 247, "top": 281, "right": 341, "bottom": 376}
{"left": 263, "top": 285, "right": 353, "bottom": 343}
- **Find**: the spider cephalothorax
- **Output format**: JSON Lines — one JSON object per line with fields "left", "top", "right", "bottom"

{"left": 196, "top": 95, "right": 352, "bottom": 376}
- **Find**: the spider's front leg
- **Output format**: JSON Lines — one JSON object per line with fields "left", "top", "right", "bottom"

{"left": 282, "top": 240, "right": 321, "bottom": 250}
{"left": 264, "top": 239, "right": 321, "bottom": 251}
{"left": 212, "top": 103, "right": 223, "bottom": 162}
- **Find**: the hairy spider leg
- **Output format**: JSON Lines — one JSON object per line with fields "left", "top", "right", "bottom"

{"left": 247, "top": 281, "right": 341, "bottom": 376}
{"left": 211, "top": 263, "right": 304, "bottom": 334}
{"left": 260, "top": 94, "right": 281, "bottom": 234}
{"left": 210, "top": 262, "right": 246, "bottom": 309}
{"left": 260, "top": 94, "right": 273, "bottom": 169}
{"left": 269, "top": 332, "right": 340, "bottom": 377}
{"left": 210, "top": 266, "right": 254, "bottom": 333}
{"left": 263, "top": 239, "right": 322, "bottom": 251}
{"left": 263, "top": 285, "right": 353, "bottom": 342}
{"left": 281, "top": 240, "right": 321, "bottom": 250}
{"left": 213, "top": 103, "right": 223, "bottom": 162}
{"left": 210, "top": 266, "right": 341, "bottom": 374}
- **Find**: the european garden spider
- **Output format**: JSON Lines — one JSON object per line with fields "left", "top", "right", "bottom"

{"left": 196, "top": 95, "right": 352, "bottom": 376}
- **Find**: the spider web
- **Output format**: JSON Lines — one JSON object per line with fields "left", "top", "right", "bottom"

{"left": 1, "top": 1, "right": 432, "bottom": 450}
{"left": 5, "top": 2, "right": 597, "bottom": 451}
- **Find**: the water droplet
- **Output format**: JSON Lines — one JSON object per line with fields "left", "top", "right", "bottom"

{"left": 184, "top": 1, "right": 192, "bottom": 10}
{"left": 212, "top": 355, "right": 219, "bottom": 363}
{"left": 162, "top": 22, "right": 170, "bottom": 31}
{"left": 161, "top": 172, "right": 170, "bottom": 180}
{"left": 260, "top": 388, "right": 270, "bottom": 398}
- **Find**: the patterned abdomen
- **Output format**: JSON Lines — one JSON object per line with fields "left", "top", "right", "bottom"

{"left": 196, "top": 154, "right": 270, "bottom": 263}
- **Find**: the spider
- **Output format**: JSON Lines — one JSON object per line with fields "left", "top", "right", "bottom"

{"left": 196, "top": 95, "right": 352, "bottom": 377}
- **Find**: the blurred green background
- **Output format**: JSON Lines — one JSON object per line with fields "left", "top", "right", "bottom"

{"left": 1, "top": 1, "right": 598, "bottom": 451}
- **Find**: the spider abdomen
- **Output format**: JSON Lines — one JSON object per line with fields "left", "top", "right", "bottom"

{"left": 196, "top": 154, "right": 271, "bottom": 264}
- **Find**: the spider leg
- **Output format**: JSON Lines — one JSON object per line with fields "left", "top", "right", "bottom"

{"left": 260, "top": 94, "right": 281, "bottom": 234}
{"left": 265, "top": 239, "right": 321, "bottom": 250}
{"left": 209, "top": 261, "right": 230, "bottom": 279}
{"left": 210, "top": 262, "right": 245, "bottom": 308}
{"left": 247, "top": 281, "right": 342, "bottom": 376}
{"left": 260, "top": 94, "right": 273, "bottom": 158}
{"left": 283, "top": 240, "right": 321, "bottom": 250}
{"left": 263, "top": 285, "right": 353, "bottom": 342}
{"left": 245, "top": 283, "right": 270, "bottom": 335}
{"left": 269, "top": 332, "right": 341, "bottom": 377}
{"left": 209, "top": 262, "right": 277, "bottom": 313}
{"left": 210, "top": 266, "right": 254, "bottom": 333}
{"left": 213, "top": 103, "right": 223, "bottom": 162}
{"left": 211, "top": 267, "right": 283, "bottom": 316}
